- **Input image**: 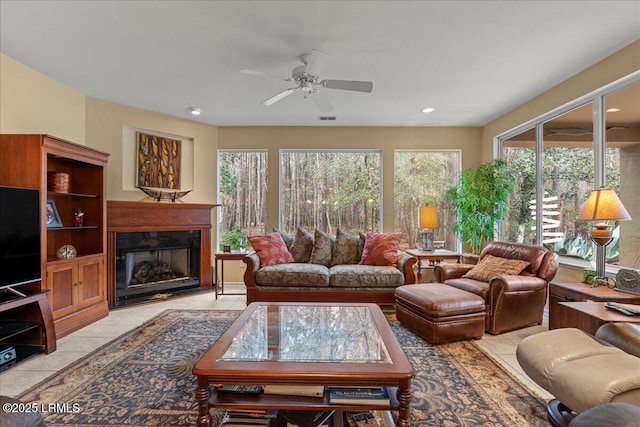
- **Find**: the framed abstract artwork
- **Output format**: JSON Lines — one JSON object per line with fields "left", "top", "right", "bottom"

{"left": 136, "top": 132, "right": 181, "bottom": 190}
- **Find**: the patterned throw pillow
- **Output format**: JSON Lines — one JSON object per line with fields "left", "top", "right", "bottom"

{"left": 462, "top": 254, "right": 530, "bottom": 282}
{"left": 247, "top": 232, "right": 294, "bottom": 266}
{"left": 330, "top": 229, "right": 363, "bottom": 266}
{"left": 273, "top": 228, "right": 294, "bottom": 250}
{"left": 359, "top": 232, "right": 402, "bottom": 266}
{"left": 309, "top": 229, "right": 335, "bottom": 267}
{"left": 289, "top": 227, "right": 314, "bottom": 263}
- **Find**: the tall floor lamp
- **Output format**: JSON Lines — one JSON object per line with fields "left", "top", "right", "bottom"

{"left": 418, "top": 205, "right": 438, "bottom": 251}
{"left": 577, "top": 188, "right": 631, "bottom": 284}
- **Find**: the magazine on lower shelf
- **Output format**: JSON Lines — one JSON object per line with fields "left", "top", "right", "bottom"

{"left": 328, "top": 387, "right": 390, "bottom": 405}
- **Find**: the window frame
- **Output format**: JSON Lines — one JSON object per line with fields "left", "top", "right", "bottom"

{"left": 216, "top": 149, "right": 269, "bottom": 250}
{"left": 494, "top": 70, "right": 640, "bottom": 271}
{"left": 393, "top": 148, "right": 462, "bottom": 251}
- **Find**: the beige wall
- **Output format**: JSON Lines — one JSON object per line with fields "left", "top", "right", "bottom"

{"left": 85, "top": 97, "right": 218, "bottom": 205}
{"left": 218, "top": 126, "right": 482, "bottom": 233}
{"left": 0, "top": 53, "right": 86, "bottom": 143}
{"left": 482, "top": 40, "right": 640, "bottom": 160}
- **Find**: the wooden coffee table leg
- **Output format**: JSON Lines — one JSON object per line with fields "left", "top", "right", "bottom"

{"left": 397, "top": 378, "right": 412, "bottom": 427}
{"left": 195, "top": 375, "right": 212, "bottom": 427}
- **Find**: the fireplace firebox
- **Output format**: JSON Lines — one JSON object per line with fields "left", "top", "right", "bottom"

{"left": 115, "top": 231, "right": 200, "bottom": 304}
{"left": 107, "top": 201, "right": 218, "bottom": 308}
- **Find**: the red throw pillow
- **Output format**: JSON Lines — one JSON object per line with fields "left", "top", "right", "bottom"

{"left": 247, "top": 232, "right": 294, "bottom": 266}
{"left": 359, "top": 232, "right": 402, "bottom": 266}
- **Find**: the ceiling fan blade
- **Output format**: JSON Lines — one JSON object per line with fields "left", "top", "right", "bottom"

{"left": 304, "top": 49, "right": 329, "bottom": 76}
{"left": 311, "top": 95, "right": 334, "bottom": 113}
{"left": 262, "top": 88, "right": 296, "bottom": 106}
{"left": 240, "top": 68, "right": 270, "bottom": 77}
{"left": 240, "top": 68, "right": 289, "bottom": 81}
{"left": 322, "top": 79, "right": 373, "bottom": 93}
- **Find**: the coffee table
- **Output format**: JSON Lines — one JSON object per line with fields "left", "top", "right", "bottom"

{"left": 192, "top": 302, "right": 413, "bottom": 427}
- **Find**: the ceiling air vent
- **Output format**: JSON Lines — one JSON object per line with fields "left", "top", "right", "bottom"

{"left": 319, "top": 116, "right": 337, "bottom": 121}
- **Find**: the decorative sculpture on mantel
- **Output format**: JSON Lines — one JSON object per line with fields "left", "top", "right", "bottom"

{"left": 137, "top": 186, "right": 192, "bottom": 203}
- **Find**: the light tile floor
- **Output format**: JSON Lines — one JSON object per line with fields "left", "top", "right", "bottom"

{"left": 0, "top": 285, "right": 553, "bottom": 403}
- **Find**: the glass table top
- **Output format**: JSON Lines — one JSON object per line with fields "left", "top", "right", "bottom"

{"left": 219, "top": 305, "right": 391, "bottom": 363}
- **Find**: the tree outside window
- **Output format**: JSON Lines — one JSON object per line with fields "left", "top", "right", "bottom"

{"left": 217, "top": 151, "right": 267, "bottom": 251}
{"left": 279, "top": 151, "right": 381, "bottom": 234}
{"left": 394, "top": 150, "right": 460, "bottom": 250}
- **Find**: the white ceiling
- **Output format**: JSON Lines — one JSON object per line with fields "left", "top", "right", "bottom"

{"left": 1, "top": 1, "right": 639, "bottom": 127}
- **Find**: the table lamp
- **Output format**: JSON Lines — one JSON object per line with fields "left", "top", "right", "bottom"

{"left": 577, "top": 188, "right": 631, "bottom": 283}
{"left": 418, "top": 205, "right": 437, "bottom": 251}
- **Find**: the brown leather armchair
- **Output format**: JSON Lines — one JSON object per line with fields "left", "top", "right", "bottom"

{"left": 434, "top": 241, "right": 559, "bottom": 334}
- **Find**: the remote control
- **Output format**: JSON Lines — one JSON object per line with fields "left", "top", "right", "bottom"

{"left": 216, "top": 385, "right": 263, "bottom": 394}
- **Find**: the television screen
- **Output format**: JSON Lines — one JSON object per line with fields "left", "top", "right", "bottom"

{"left": 0, "top": 186, "right": 41, "bottom": 289}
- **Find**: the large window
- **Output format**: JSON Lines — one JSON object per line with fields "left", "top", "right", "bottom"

{"left": 498, "top": 74, "right": 640, "bottom": 270}
{"left": 502, "top": 127, "right": 537, "bottom": 245}
{"left": 217, "top": 151, "right": 267, "bottom": 251}
{"left": 279, "top": 150, "right": 381, "bottom": 234}
{"left": 394, "top": 150, "right": 460, "bottom": 250}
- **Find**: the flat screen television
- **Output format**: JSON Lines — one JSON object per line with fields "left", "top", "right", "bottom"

{"left": 0, "top": 185, "right": 41, "bottom": 291}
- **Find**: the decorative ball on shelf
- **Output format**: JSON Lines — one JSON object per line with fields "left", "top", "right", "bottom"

{"left": 57, "top": 244, "right": 77, "bottom": 259}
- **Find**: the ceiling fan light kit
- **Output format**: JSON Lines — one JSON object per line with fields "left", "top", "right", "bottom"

{"left": 242, "top": 49, "right": 373, "bottom": 113}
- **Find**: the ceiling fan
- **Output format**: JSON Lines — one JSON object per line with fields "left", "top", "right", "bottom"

{"left": 240, "top": 49, "right": 373, "bottom": 113}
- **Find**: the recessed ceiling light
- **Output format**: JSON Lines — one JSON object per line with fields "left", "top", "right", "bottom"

{"left": 606, "top": 108, "right": 620, "bottom": 113}
{"left": 187, "top": 107, "right": 202, "bottom": 115}
{"left": 421, "top": 107, "right": 435, "bottom": 113}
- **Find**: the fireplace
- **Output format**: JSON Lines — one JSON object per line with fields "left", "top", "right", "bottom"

{"left": 107, "top": 201, "right": 218, "bottom": 307}
{"left": 114, "top": 231, "right": 200, "bottom": 303}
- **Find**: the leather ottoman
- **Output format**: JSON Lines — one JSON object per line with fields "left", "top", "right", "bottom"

{"left": 395, "top": 283, "right": 486, "bottom": 344}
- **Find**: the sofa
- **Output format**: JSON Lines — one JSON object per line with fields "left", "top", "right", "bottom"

{"left": 517, "top": 323, "right": 640, "bottom": 427}
{"left": 434, "top": 241, "right": 559, "bottom": 334}
{"left": 243, "top": 228, "right": 417, "bottom": 305}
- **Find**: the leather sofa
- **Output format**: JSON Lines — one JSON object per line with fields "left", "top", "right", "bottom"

{"left": 434, "top": 241, "right": 559, "bottom": 334}
{"left": 516, "top": 323, "right": 640, "bottom": 427}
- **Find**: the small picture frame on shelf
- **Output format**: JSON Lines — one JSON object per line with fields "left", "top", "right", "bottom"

{"left": 46, "top": 199, "right": 63, "bottom": 228}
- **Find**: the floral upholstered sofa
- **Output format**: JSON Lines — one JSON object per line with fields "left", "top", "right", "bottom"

{"left": 243, "top": 228, "right": 417, "bottom": 304}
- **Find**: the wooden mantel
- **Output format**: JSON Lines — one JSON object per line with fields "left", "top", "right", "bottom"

{"left": 106, "top": 200, "right": 220, "bottom": 307}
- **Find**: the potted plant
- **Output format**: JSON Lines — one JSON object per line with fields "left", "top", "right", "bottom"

{"left": 444, "top": 159, "right": 515, "bottom": 261}
{"left": 221, "top": 226, "right": 248, "bottom": 252}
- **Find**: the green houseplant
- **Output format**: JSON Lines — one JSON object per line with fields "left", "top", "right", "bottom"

{"left": 221, "top": 226, "right": 248, "bottom": 252}
{"left": 444, "top": 159, "right": 515, "bottom": 256}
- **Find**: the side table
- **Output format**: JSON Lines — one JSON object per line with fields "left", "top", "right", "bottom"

{"left": 549, "top": 281, "right": 640, "bottom": 334}
{"left": 214, "top": 252, "right": 250, "bottom": 298}
{"left": 405, "top": 249, "right": 461, "bottom": 283}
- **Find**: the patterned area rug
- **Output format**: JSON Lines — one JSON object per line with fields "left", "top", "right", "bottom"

{"left": 18, "top": 310, "right": 549, "bottom": 426}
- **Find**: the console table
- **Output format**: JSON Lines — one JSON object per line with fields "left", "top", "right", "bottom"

{"left": 549, "top": 281, "right": 640, "bottom": 334}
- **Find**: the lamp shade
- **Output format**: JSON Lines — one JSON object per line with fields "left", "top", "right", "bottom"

{"left": 578, "top": 188, "right": 631, "bottom": 222}
{"left": 419, "top": 205, "right": 437, "bottom": 229}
